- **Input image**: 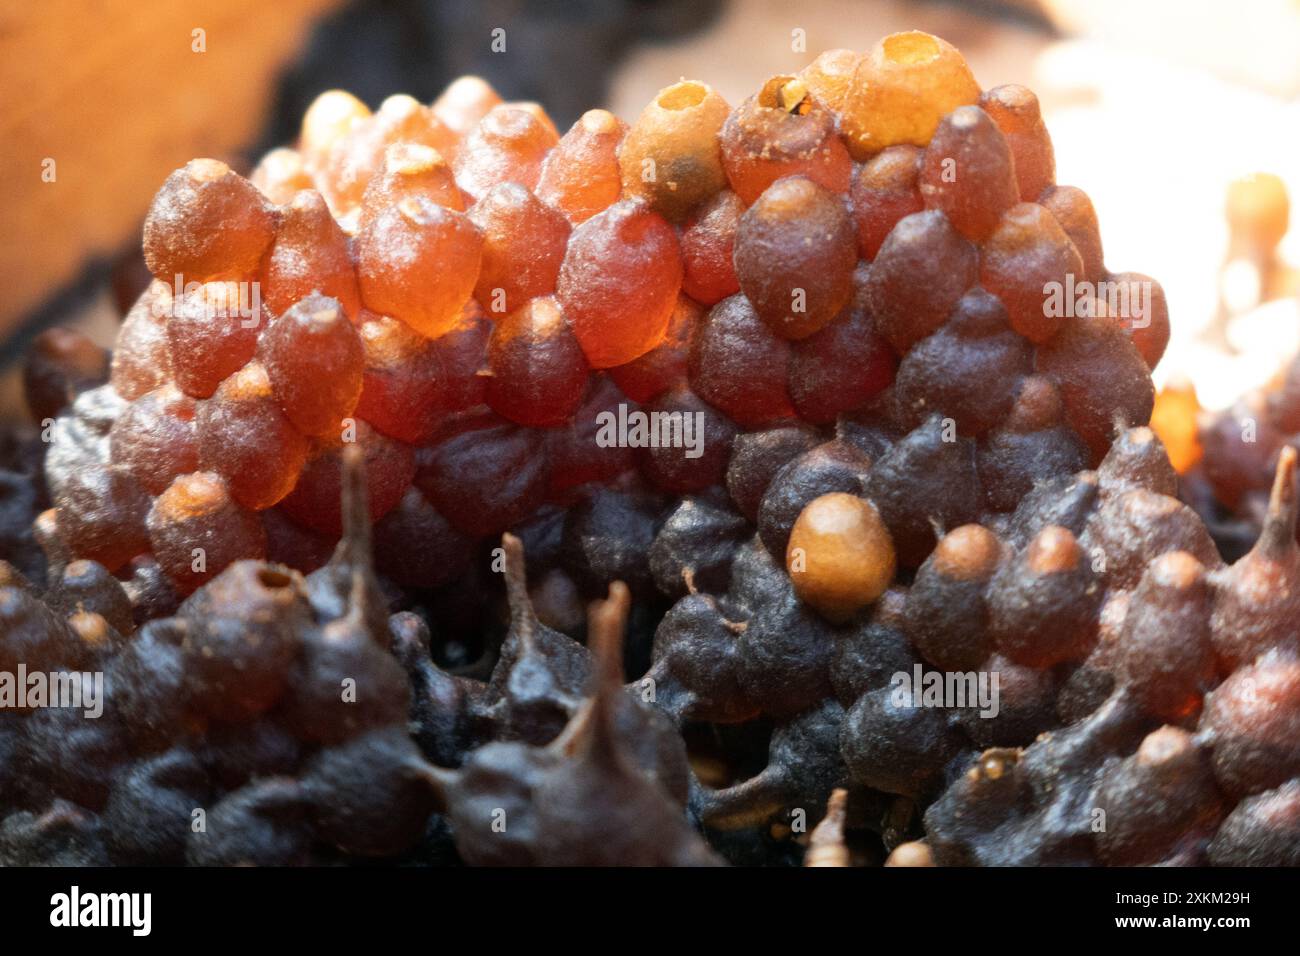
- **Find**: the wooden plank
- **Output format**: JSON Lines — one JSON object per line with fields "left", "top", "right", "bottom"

{"left": 0, "top": 0, "right": 340, "bottom": 338}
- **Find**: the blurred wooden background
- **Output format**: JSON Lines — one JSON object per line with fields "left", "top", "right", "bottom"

{"left": 0, "top": 0, "right": 339, "bottom": 340}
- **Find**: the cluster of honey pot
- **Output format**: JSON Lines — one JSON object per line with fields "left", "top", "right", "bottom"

{"left": 0, "top": 31, "right": 1295, "bottom": 866}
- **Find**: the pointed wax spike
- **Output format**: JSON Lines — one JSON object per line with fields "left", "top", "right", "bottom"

{"left": 501, "top": 532, "right": 538, "bottom": 646}
{"left": 1260, "top": 445, "right": 1299, "bottom": 554}
{"left": 565, "top": 581, "right": 632, "bottom": 761}
{"left": 1270, "top": 445, "right": 1297, "bottom": 514}
{"left": 310, "top": 442, "right": 389, "bottom": 638}
{"left": 588, "top": 581, "right": 630, "bottom": 694}
{"left": 331, "top": 442, "right": 372, "bottom": 572}
{"left": 343, "top": 568, "right": 371, "bottom": 627}
{"left": 805, "top": 788, "right": 850, "bottom": 867}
